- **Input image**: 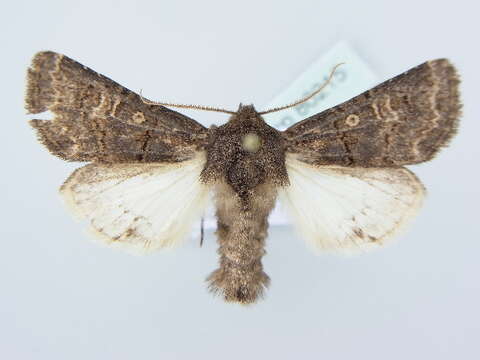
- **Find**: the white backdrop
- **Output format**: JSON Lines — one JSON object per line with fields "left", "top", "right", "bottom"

{"left": 1, "top": 1, "right": 478, "bottom": 359}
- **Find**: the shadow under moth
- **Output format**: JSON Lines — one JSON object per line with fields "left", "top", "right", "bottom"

{"left": 25, "top": 51, "right": 461, "bottom": 304}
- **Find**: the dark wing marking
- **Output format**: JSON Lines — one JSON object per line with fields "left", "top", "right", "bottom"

{"left": 26, "top": 51, "right": 208, "bottom": 163}
{"left": 283, "top": 59, "right": 461, "bottom": 167}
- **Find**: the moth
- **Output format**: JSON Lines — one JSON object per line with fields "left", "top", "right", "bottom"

{"left": 26, "top": 51, "right": 461, "bottom": 304}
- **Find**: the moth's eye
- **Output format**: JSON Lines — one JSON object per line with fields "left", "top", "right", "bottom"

{"left": 242, "top": 133, "right": 262, "bottom": 153}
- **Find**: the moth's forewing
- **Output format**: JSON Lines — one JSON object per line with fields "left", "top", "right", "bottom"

{"left": 26, "top": 51, "right": 208, "bottom": 163}
{"left": 284, "top": 59, "right": 461, "bottom": 167}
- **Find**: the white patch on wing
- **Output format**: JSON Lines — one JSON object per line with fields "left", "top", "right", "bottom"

{"left": 278, "top": 155, "right": 425, "bottom": 254}
{"left": 60, "top": 153, "right": 209, "bottom": 254}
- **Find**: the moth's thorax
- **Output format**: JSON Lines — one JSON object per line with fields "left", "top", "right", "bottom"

{"left": 201, "top": 104, "right": 288, "bottom": 200}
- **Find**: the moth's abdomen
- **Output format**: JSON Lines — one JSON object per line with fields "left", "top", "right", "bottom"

{"left": 207, "top": 182, "right": 277, "bottom": 304}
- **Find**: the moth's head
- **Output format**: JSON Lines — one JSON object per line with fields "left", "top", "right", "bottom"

{"left": 228, "top": 104, "right": 263, "bottom": 123}
{"left": 235, "top": 103, "right": 258, "bottom": 114}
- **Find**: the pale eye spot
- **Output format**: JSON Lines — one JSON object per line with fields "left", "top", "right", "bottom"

{"left": 345, "top": 114, "right": 360, "bottom": 127}
{"left": 242, "top": 133, "right": 262, "bottom": 153}
{"left": 132, "top": 111, "right": 146, "bottom": 124}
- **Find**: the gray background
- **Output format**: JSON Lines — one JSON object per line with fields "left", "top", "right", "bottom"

{"left": 1, "top": 1, "right": 479, "bottom": 359}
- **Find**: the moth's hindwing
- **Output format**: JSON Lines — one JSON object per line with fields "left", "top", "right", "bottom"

{"left": 279, "top": 155, "right": 425, "bottom": 254}
{"left": 61, "top": 153, "right": 210, "bottom": 254}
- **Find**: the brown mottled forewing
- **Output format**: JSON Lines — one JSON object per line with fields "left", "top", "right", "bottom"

{"left": 26, "top": 51, "right": 208, "bottom": 163}
{"left": 283, "top": 59, "right": 461, "bottom": 166}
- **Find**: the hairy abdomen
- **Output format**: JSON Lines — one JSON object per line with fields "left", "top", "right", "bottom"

{"left": 207, "top": 182, "right": 277, "bottom": 304}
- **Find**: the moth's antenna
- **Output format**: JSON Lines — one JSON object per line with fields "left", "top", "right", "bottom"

{"left": 259, "top": 62, "right": 345, "bottom": 115}
{"left": 139, "top": 91, "right": 236, "bottom": 115}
